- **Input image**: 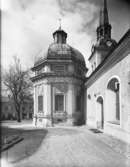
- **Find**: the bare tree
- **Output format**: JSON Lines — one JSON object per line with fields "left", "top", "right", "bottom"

{"left": 3, "top": 56, "right": 33, "bottom": 122}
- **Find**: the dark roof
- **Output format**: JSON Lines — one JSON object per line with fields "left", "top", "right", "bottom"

{"left": 32, "top": 43, "right": 86, "bottom": 70}
{"left": 53, "top": 29, "right": 67, "bottom": 38}
{"left": 48, "top": 43, "right": 85, "bottom": 62}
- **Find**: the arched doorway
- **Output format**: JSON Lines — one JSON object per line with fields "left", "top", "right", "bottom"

{"left": 96, "top": 96, "right": 104, "bottom": 129}
{"left": 106, "top": 77, "right": 120, "bottom": 123}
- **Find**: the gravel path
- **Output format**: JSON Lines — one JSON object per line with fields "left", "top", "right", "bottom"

{"left": 2, "top": 125, "right": 129, "bottom": 167}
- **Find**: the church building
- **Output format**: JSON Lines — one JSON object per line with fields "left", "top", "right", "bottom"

{"left": 31, "top": 0, "right": 130, "bottom": 143}
{"left": 85, "top": 0, "right": 130, "bottom": 143}
{"left": 31, "top": 25, "right": 87, "bottom": 127}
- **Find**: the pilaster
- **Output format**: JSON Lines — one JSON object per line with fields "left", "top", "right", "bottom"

{"left": 43, "top": 84, "right": 52, "bottom": 126}
{"left": 33, "top": 86, "right": 37, "bottom": 126}
{"left": 67, "top": 84, "right": 76, "bottom": 125}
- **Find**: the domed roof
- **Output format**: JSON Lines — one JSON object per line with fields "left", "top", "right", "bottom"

{"left": 48, "top": 43, "right": 71, "bottom": 55}
{"left": 34, "top": 43, "right": 86, "bottom": 66}
{"left": 71, "top": 47, "right": 86, "bottom": 63}
{"left": 48, "top": 43, "right": 85, "bottom": 63}
{"left": 34, "top": 27, "right": 86, "bottom": 67}
{"left": 34, "top": 50, "right": 48, "bottom": 65}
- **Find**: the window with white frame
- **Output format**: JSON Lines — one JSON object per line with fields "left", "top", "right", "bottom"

{"left": 55, "top": 94, "right": 64, "bottom": 112}
{"left": 38, "top": 95, "right": 43, "bottom": 112}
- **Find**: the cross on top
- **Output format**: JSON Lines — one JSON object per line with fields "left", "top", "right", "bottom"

{"left": 58, "top": 18, "right": 62, "bottom": 29}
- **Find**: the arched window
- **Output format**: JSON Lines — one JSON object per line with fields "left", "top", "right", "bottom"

{"left": 106, "top": 77, "right": 120, "bottom": 124}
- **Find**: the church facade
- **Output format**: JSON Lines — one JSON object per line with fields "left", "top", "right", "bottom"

{"left": 31, "top": 27, "right": 87, "bottom": 127}
{"left": 85, "top": 0, "right": 130, "bottom": 143}
{"left": 31, "top": 0, "right": 130, "bottom": 143}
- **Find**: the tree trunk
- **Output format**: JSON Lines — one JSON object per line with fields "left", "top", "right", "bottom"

{"left": 17, "top": 111, "right": 21, "bottom": 122}
{"left": 15, "top": 104, "right": 22, "bottom": 122}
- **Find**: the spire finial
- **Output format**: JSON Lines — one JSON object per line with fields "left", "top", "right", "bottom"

{"left": 53, "top": 19, "right": 67, "bottom": 44}
{"left": 104, "top": 0, "right": 107, "bottom": 9}
{"left": 97, "top": 0, "right": 111, "bottom": 41}
{"left": 99, "top": 0, "right": 109, "bottom": 26}
{"left": 103, "top": 0, "right": 109, "bottom": 24}
{"left": 58, "top": 18, "right": 62, "bottom": 30}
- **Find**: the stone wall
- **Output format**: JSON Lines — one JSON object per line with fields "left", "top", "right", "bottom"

{"left": 85, "top": 53, "right": 130, "bottom": 143}
{"left": 33, "top": 77, "right": 84, "bottom": 127}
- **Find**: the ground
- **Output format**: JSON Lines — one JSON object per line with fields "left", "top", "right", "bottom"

{"left": 1, "top": 120, "right": 130, "bottom": 167}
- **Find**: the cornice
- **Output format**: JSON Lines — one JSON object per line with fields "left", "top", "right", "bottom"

{"left": 31, "top": 72, "right": 86, "bottom": 83}
{"left": 33, "top": 76, "right": 84, "bottom": 86}
{"left": 32, "top": 53, "right": 87, "bottom": 71}
{"left": 31, "top": 59, "right": 73, "bottom": 71}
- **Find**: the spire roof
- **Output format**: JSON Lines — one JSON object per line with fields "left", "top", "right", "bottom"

{"left": 99, "top": 0, "right": 109, "bottom": 26}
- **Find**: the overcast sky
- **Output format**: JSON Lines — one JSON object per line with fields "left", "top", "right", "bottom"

{"left": 1, "top": 0, "right": 130, "bottom": 70}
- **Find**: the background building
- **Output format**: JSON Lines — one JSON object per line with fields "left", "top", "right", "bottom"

{"left": 1, "top": 96, "right": 33, "bottom": 121}
{"left": 1, "top": 75, "right": 33, "bottom": 121}
{"left": 85, "top": 0, "right": 130, "bottom": 143}
{"left": 1, "top": 96, "right": 16, "bottom": 120}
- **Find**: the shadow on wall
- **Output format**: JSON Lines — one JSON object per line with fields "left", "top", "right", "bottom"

{"left": 1, "top": 126, "right": 48, "bottom": 163}
{"left": 73, "top": 112, "right": 85, "bottom": 126}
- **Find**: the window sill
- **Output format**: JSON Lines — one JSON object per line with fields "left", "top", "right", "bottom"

{"left": 107, "top": 120, "right": 120, "bottom": 125}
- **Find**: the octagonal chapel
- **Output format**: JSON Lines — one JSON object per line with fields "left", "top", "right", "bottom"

{"left": 31, "top": 26, "right": 88, "bottom": 127}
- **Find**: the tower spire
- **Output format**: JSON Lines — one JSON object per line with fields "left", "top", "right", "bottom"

{"left": 100, "top": 0, "right": 109, "bottom": 26}
{"left": 97, "top": 0, "right": 111, "bottom": 41}
{"left": 103, "top": 0, "right": 109, "bottom": 25}
{"left": 104, "top": 0, "right": 107, "bottom": 9}
{"left": 90, "top": 0, "right": 117, "bottom": 69}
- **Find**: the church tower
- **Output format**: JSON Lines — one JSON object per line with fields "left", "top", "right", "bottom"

{"left": 97, "top": 0, "right": 111, "bottom": 41}
{"left": 89, "top": 0, "right": 117, "bottom": 73}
